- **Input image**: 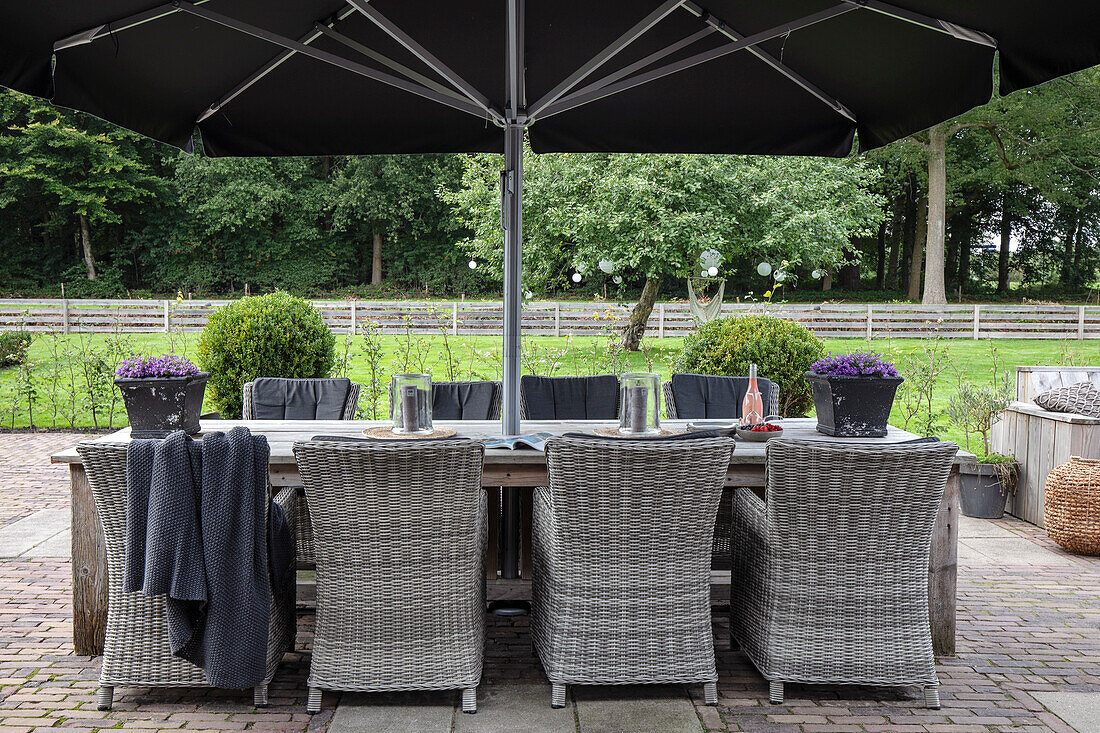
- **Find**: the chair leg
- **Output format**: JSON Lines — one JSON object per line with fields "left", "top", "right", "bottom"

{"left": 307, "top": 687, "right": 322, "bottom": 714}
{"left": 703, "top": 682, "right": 718, "bottom": 706}
{"left": 769, "top": 680, "right": 784, "bottom": 705}
{"left": 924, "top": 685, "right": 941, "bottom": 710}
{"left": 551, "top": 683, "right": 567, "bottom": 709}
{"left": 253, "top": 684, "right": 269, "bottom": 708}
{"left": 461, "top": 687, "right": 477, "bottom": 714}
{"left": 96, "top": 686, "right": 114, "bottom": 711}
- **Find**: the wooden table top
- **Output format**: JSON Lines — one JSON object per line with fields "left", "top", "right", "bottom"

{"left": 51, "top": 418, "right": 975, "bottom": 466}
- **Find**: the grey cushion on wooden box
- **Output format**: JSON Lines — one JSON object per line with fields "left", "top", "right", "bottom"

{"left": 1034, "top": 381, "right": 1100, "bottom": 418}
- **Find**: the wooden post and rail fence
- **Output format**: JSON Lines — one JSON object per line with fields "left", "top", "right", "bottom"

{"left": 2, "top": 298, "right": 1099, "bottom": 340}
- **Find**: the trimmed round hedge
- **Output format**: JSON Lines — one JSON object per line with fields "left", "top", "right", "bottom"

{"left": 674, "top": 314, "right": 824, "bottom": 417}
{"left": 198, "top": 292, "right": 336, "bottom": 418}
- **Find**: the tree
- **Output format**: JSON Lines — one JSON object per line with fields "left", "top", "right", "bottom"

{"left": 0, "top": 98, "right": 162, "bottom": 281}
{"left": 446, "top": 146, "right": 883, "bottom": 349}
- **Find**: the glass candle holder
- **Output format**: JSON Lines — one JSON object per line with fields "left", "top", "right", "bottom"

{"left": 618, "top": 372, "right": 661, "bottom": 435}
{"left": 391, "top": 373, "right": 433, "bottom": 435}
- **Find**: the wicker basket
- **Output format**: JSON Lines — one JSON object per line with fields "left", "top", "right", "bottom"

{"left": 1044, "top": 456, "right": 1100, "bottom": 556}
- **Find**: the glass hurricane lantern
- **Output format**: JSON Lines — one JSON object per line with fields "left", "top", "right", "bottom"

{"left": 391, "top": 373, "right": 433, "bottom": 435}
{"left": 618, "top": 372, "right": 662, "bottom": 435}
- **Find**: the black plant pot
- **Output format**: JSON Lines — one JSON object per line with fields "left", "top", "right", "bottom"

{"left": 959, "top": 462, "right": 1018, "bottom": 519}
{"left": 115, "top": 372, "right": 209, "bottom": 438}
{"left": 805, "top": 372, "right": 903, "bottom": 438}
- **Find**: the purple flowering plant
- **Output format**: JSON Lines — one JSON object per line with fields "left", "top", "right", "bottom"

{"left": 810, "top": 351, "right": 898, "bottom": 378}
{"left": 115, "top": 354, "right": 199, "bottom": 379}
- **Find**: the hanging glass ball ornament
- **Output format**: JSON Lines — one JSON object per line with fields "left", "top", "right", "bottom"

{"left": 757, "top": 262, "right": 772, "bottom": 277}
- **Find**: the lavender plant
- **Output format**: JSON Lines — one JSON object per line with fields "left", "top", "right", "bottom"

{"left": 115, "top": 354, "right": 199, "bottom": 379}
{"left": 810, "top": 351, "right": 899, "bottom": 377}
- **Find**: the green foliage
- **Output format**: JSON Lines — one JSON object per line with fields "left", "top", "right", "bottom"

{"left": 197, "top": 292, "right": 336, "bottom": 417}
{"left": 0, "top": 332, "right": 32, "bottom": 368}
{"left": 674, "top": 315, "right": 825, "bottom": 416}
{"left": 947, "top": 343, "right": 1013, "bottom": 458}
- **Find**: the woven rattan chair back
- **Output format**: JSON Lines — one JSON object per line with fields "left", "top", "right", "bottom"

{"left": 732, "top": 438, "right": 958, "bottom": 707}
{"left": 534, "top": 435, "right": 734, "bottom": 707}
{"left": 292, "top": 439, "right": 486, "bottom": 713}
{"left": 75, "top": 442, "right": 296, "bottom": 710}
{"left": 662, "top": 374, "right": 780, "bottom": 420}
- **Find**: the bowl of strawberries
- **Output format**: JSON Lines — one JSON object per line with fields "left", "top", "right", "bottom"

{"left": 735, "top": 421, "right": 783, "bottom": 442}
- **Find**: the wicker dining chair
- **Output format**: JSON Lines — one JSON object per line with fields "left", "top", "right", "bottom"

{"left": 731, "top": 439, "right": 958, "bottom": 708}
{"left": 519, "top": 374, "right": 620, "bottom": 419}
{"left": 387, "top": 380, "right": 503, "bottom": 420}
{"left": 533, "top": 435, "right": 735, "bottom": 708}
{"left": 75, "top": 442, "right": 298, "bottom": 711}
{"left": 242, "top": 378, "right": 361, "bottom": 421}
{"left": 243, "top": 377, "right": 361, "bottom": 567}
{"left": 293, "top": 438, "right": 486, "bottom": 714}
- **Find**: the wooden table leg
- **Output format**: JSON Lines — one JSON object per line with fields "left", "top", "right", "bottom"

{"left": 70, "top": 464, "right": 107, "bottom": 657}
{"left": 929, "top": 467, "right": 959, "bottom": 657}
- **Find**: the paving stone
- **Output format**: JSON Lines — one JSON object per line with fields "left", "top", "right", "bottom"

{"left": 0, "top": 510, "right": 69, "bottom": 557}
{"left": 21, "top": 528, "right": 70, "bottom": 558}
{"left": 573, "top": 684, "right": 701, "bottom": 733}
{"left": 958, "top": 515, "right": 1017, "bottom": 539}
{"left": 453, "top": 684, "right": 575, "bottom": 733}
{"left": 959, "top": 536, "right": 1078, "bottom": 566}
{"left": 1032, "top": 691, "right": 1100, "bottom": 733}
{"left": 327, "top": 691, "right": 455, "bottom": 733}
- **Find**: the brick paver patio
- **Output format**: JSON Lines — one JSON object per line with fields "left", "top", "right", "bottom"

{"left": 1, "top": 431, "right": 1097, "bottom": 732}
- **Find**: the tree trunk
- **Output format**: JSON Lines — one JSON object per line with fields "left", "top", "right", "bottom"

{"left": 620, "top": 274, "right": 661, "bottom": 351}
{"left": 908, "top": 192, "right": 927, "bottom": 302}
{"left": 876, "top": 220, "right": 887, "bottom": 290}
{"left": 997, "top": 191, "right": 1012, "bottom": 294}
{"left": 900, "top": 188, "right": 917, "bottom": 293}
{"left": 887, "top": 202, "right": 903, "bottom": 289}
{"left": 371, "top": 231, "right": 383, "bottom": 286}
{"left": 1061, "top": 210, "right": 1080, "bottom": 286}
{"left": 838, "top": 245, "right": 861, "bottom": 290}
{"left": 957, "top": 219, "right": 972, "bottom": 292}
{"left": 822, "top": 269, "right": 832, "bottom": 291}
{"left": 79, "top": 213, "right": 96, "bottom": 280}
{"left": 922, "top": 125, "right": 948, "bottom": 305}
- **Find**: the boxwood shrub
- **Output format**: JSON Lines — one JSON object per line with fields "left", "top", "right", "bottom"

{"left": 198, "top": 291, "right": 336, "bottom": 418}
{"left": 674, "top": 314, "right": 825, "bottom": 416}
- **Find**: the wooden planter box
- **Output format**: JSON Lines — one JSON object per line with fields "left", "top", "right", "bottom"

{"left": 991, "top": 401, "right": 1100, "bottom": 527}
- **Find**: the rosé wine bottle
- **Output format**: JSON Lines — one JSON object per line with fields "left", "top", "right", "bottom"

{"left": 742, "top": 363, "right": 764, "bottom": 426}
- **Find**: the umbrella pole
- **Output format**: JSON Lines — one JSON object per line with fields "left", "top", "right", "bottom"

{"left": 496, "top": 123, "right": 527, "bottom": 601}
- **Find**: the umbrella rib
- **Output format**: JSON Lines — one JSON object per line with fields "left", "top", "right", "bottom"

{"left": 314, "top": 24, "right": 469, "bottom": 101}
{"left": 197, "top": 7, "right": 360, "bottom": 124}
{"left": 173, "top": 1, "right": 493, "bottom": 121}
{"left": 847, "top": 0, "right": 997, "bottom": 48}
{"left": 681, "top": 2, "right": 857, "bottom": 124}
{"left": 527, "top": 27, "right": 716, "bottom": 125}
{"left": 346, "top": 0, "right": 504, "bottom": 123}
{"left": 540, "top": 3, "right": 857, "bottom": 120}
{"left": 54, "top": 0, "right": 214, "bottom": 52}
{"left": 526, "top": 0, "right": 688, "bottom": 120}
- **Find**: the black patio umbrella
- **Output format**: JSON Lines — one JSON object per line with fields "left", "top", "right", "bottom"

{"left": 3, "top": 1, "right": 1099, "bottom": 579}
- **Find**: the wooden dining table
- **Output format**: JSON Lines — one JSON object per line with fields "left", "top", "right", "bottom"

{"left": 52, "top": 418, "right": 973, "bottom": 659}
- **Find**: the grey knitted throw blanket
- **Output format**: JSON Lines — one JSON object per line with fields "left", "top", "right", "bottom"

{"left": 125, "top": 427, "right": 291, "bottom": 689}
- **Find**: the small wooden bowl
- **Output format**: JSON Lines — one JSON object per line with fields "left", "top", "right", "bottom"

{"left": 735, "top": 426, "right": 783, "bottom": 442}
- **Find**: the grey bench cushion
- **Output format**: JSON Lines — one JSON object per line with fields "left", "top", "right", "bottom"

{"left": 433, "top": 381, "right": 500, "bottom": 420}
{"left": 521, "top": 375, "right": 619, "bottom": 420}
{"left": 670, "top": 373, "right": 776, "bottom": 420}
{"left": 251, "top": 377, "right": 352, "bottom": 420}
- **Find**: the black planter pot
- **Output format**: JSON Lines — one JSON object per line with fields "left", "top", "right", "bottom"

{"left": 959, "top": 462, "right": 1018, "bottom": 519}
{"left": 805, "top": 372, "right": 903, "bottom": 438}
{"left": 115, "top": 372, "right": 209, "bottom": 438}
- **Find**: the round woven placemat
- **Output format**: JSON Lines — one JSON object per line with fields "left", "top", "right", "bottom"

{"left": 591, "top": 426, "right": 685, "bottom": 438}
{"left": 362, "top": 426, "right": 458, "bottom": 440}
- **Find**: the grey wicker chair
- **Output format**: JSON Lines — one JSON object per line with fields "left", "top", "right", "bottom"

{"left": 519, "top": 374, "right": 620, "bottom": 419}
{"left": 243, "top": 378, "right": 361, "bottom": 567}
{"left": 293, "top": 438, "right": 486, "bottom": 714}
{"left": 731, "top": 439, "right": 958, "bottom": 708}
{"left": 75, "top": 442, "right": 297, "bottom": 711}
{"left": 387, "top": 380, "right": 502, "bottom": 421}
{"left": 533, "top": 435, "right": 735, "bottom": 708}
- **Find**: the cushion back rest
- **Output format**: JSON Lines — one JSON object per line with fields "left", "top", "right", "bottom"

{"left": 387, "top": 381, "right": 502, "bottom": 421}
{"left": 250, "top": 378, "right": 351, "bottom": 420}
{"left": 670, "top": 373, "right": 776, "bottom": 420}
{"left": 520, "top": 375, "right": 619, "bottom": 420}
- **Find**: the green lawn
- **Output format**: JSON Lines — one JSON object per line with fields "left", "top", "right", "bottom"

{"left": 2, "top": 330, "right": 1096, "bottom": 451}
